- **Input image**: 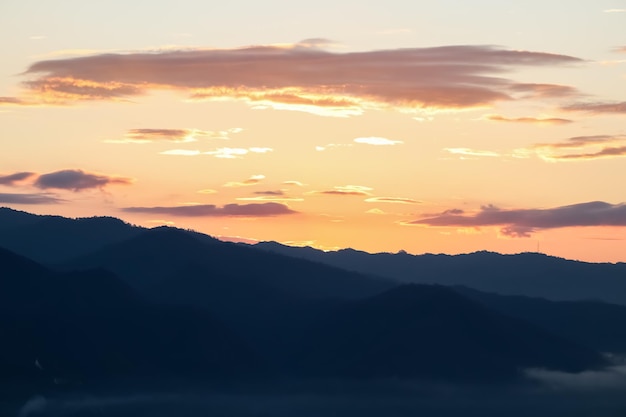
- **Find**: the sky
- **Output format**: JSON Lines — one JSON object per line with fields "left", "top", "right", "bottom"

{"left": 1, "top": 1, "right": 625, "bottom": 262}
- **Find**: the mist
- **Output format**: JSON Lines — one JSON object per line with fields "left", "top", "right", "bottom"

{"left": 12, "top": 376, "right": 626, "bottom": 417}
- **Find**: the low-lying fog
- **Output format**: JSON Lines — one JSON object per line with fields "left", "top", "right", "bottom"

{"left": 11, "top": 366, "right": 626, "bottom": 417}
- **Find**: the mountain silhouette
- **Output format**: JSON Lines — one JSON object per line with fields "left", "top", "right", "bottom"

{"left": 0, "top": 207, "right": 144, "bottom": 264}
{"left": 254, "top": 242, "right": 626, "bottom": 304}
{"left": 0, "top": 207, "right": 620, "bottom": 394}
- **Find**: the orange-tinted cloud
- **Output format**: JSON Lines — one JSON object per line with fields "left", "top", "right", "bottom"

{"left": 310, "top": 185, "right": 373, "bottom": 196}
{"left": 0, "top": 172, "right": 36, "bottom": 185}
{"left": 122, "top": 202, "right": 296, "bottom": 217}
{"left": 0, "top": 192, "right": 63, "bottom": 205}
{"left": 533, "top": 134, "right": 626, "bottom": 161}
{"left": 34, "top": 169, "right": 133, "bottom": 191}
{"left": 254, "top": 190, "right": 285, "bottom": 196}
{"left": 17, "top": 43, "right": 582, "bottom": 113}
{"left": 105, "top": 127, "right": 242, "bottom": 143}
{"left": 223, "top": 175, "right": 265, "bottom": 187}
{"left": 444, "top": 148, "right": 499, "bottom": 157}
{"left": 354, "top": 137, "right": 403, "bottom": 146}
{"left": 486, "top": 114, "right": 573, "bottom": 125}
{"left": 365, "top": 197, "right": 420, "bottom": 204}
{"left": 409, "top": 201, "right": 626, "bottom": 237}
{"left": 562, "top": 101, "right": 626, "bottom": 114}
{"left": 550, "top": 145, "right": 626, "bottom": 160}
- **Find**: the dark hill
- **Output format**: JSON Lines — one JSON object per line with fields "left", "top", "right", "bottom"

{"left": 65, "top": 226, "right": 393, "bottom": 301}
{"left": 0, "top": 207, "right": 144, "bottom": 264}
{"left": 454, "top": 286, "right": 626, "bottom": 354}
{"left": 0, "top": 246, "right": 263, "bottom": 394}
{"left": 294, "top": 284, "right": 606, "bottom": 381}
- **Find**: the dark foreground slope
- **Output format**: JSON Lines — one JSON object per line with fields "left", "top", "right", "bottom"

{"left": 455, "top": 286, "right": 626, "bottom": 354}
{"left": 255, "top": 242, "right": 626, "bottom": 304}
{"left": 0, "top": 246, "right": 262, "bottom": 396}
{"left": 294, "top": 284, "right": 606, "bottom": 381}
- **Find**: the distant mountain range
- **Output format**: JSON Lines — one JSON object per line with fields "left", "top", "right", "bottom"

{"left": 254, "top": 241, "right": 626, "bottom": 305}
{"left": 3, "top": 206, "right": 626, "bottom": 408}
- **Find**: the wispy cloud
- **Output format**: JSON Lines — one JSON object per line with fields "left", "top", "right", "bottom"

{"left": 365, "top": 197, "right": 420, "bottom": 204}
{"left": 604, "top": 9, "right": 626, "bottom": 13}
{"left": 13, "top": 43, "right": 582, "bottom": 115}
{"left": 283, "top": 180, "right": 304, "bottom": 186}
{"left": 254, "top": 190, "right": 285, "bottom": 196}
{"left": 408, "top": 201, "right": 626, "bottom": 237}
{"left": 122, "top": 202, "right": 296, "bottom": 217}
{"left": 354, "top": 137, "right": 404, "bottom": 146}
{"left": 34, "top": 169, "right": 133, "bottom": 191}
{"left": 160, "top": 147, "right": 272, "bottom": 158}
{"left": 223, "top": 174, "right": 265, "bottom": 187}
{"left": 309, "top": 185, "right": 373, "bottom": 196}
{"left": 562, "top": 101, "right": 626, "bottom": 114}
{"left": 197, "top": 189, "right": 217, "bottom": 194}
{"left": 486, "top": 114, "right": 573, "bottom": 125}
{"left": 0, "top": 172, "right": 36, "bottom": 185}
{"left": 315, "top": 143, "right": 353, "bottom": 151}
{"left": 533, "top": 134, "right": 626, "bottom": 161}
{"left": 0, "top": 192, "right": 63, "bottom": 205}
{"left": 444, "top": 148, "right": 500, "bottom": 158}
{"left": 105, "top": 127, "right": 242, "bottom": 144}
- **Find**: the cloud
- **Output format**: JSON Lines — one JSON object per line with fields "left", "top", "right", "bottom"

{"left": 366, "top": 208, "right": 386, "bottom": 214}
{"left": 208, "top": 147, "right": 272, "bottom": 158}
{"left": 236, "top": 196, "right": 304, "bottom": 202}
{"left": 354, "top": 137, "right": 404, "bottom": 146}
{"left": 122, "top": 202, "right": 296, "bottom": 217}
{"left": 0, "top": 96, "right": 34, "bottom": 106}
{"left": 309, "top": 185, "right": 373, "bottom": 196}
{"left": 547, "top": 145, "right": 626, "bottom": 161}
{"left": 105, "top": 128, "right": 241, "bottom": 144}
{"left": 533, "top": 134, "right": 626, "bottom": 161}
{"left": 409, "top": 201, "right": 626, "bottom": 237}
{"left": 365, "top": 197, "right": 420, "bottom": 204}
{"left": 283, "top": 180, "right": 304, "bottom": 186}
{"left": 16, "top": 43, "right": 582, "bottom": 114}
{"left": 0, "top": 172, "right": 36, "bottom": 185}
{"left": 160, "top": 146, "right": 271, "bottom": 158}
{"left": 254, "top": 190, "right": 285, "bottom": 196}
{"left": 562, "top": 101, "right": 626, "bottom": 114}
{"left": 0, "top": 192, "right": 63, "bottom": 204}
{"left": 197, "top": 189, "right": 217, "bottom": 194}
{"left": 509, "top": 83, "right": 578, "bottom": 98}
{"left": 34, "top": 169, "right": 133, "bottom": 191}
{"left": 223, "top": 175, "right": 265, "bottom": 187}
{"left": 486, "top": 114, "right": 573, "bottom": 125}
{"left": 444, "top": 148, "right": 499, "bottom": 157}
{"left": 604, "top": 9, "right": 626, "bottom": 13}
{"left": 315, "top": 143, "right": 353, "bottom": 151}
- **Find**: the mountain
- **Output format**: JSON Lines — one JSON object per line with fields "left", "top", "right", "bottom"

{"left": 454, "top": 286, "right": 626, "bottom": 354}
{"left": 0, "top": 208, "right": 620, "bottom": 388}
{"left": 64, "top": 226, "right": 392, "bottom": 302}
{"left": 254, "top": 242, "right": 626, "bottom": 304}
{"left": 0, "top": 207, "right": 144, "bottom": 264}
{"left": 0, "top": 246, "right": 263, "bottom": 394}
{"left": 293, "top": 284, "right": 607, "bottom": 381}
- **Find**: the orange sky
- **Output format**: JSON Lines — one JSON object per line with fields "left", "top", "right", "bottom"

{"left": 1, "top": 1, "right": 626, "bottom": 262}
